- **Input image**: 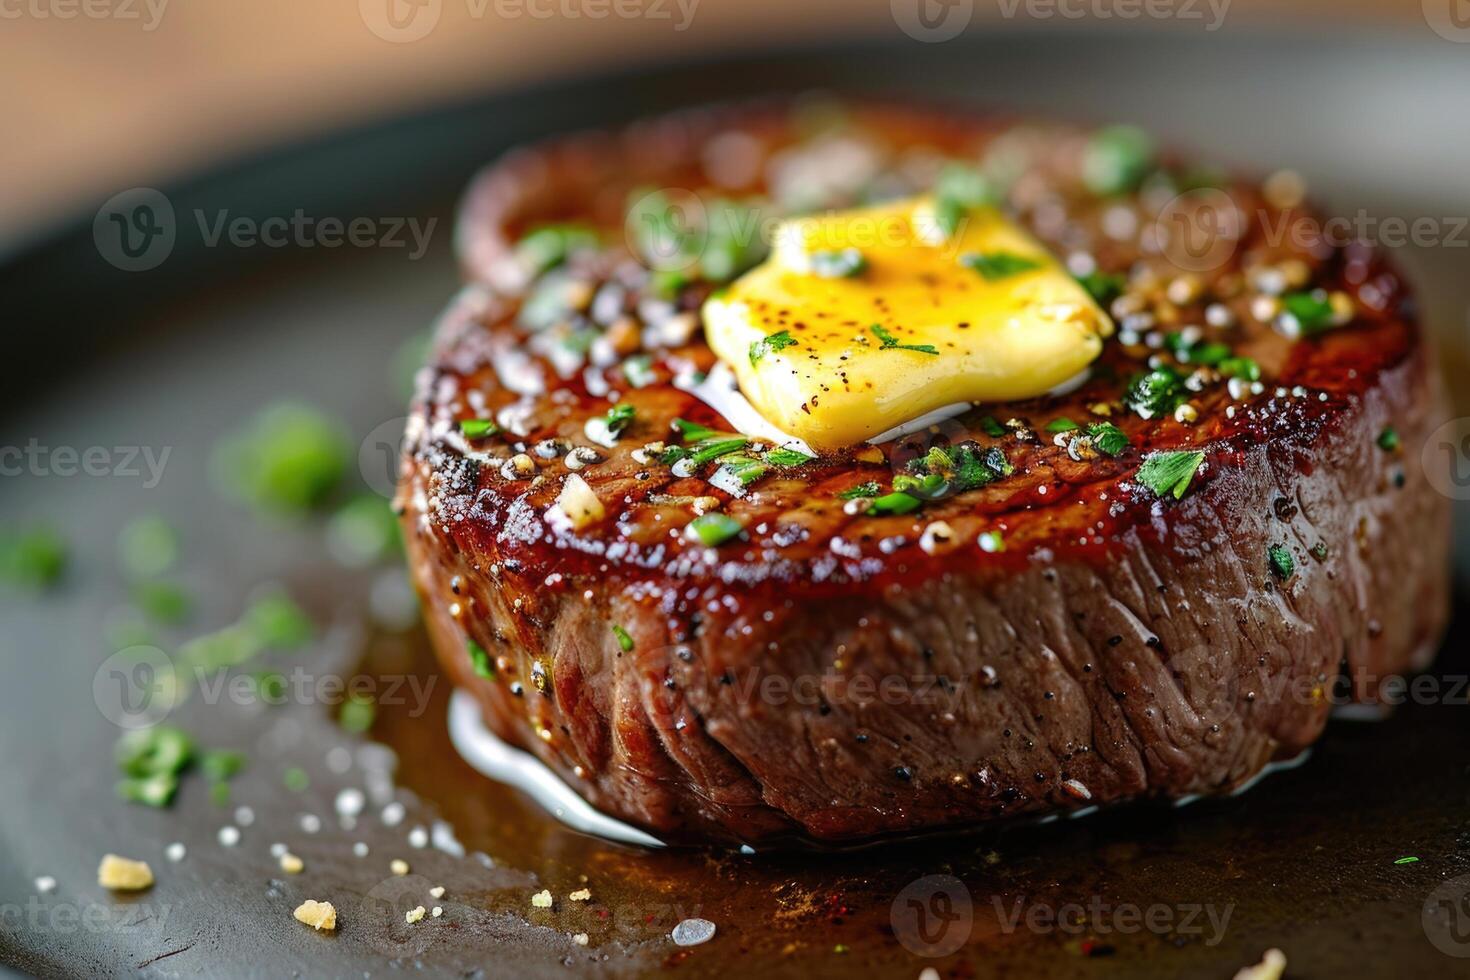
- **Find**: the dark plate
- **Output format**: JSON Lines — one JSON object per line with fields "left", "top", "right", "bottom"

{"left": 3, "top": 30, "right": 1470, "bottom": 980}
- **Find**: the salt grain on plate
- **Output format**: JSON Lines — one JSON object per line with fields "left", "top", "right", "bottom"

{"left": 671, "top": 918, "right": 716, "bottom": 947}
{"left": 408, "top": 826, "right": 429, "bottom": 849}
{"left": 335, "top": 788, "right": 365, "bottom": 817}
{"left": 431, "top": 906, "right": 443, "bottom": 918}
{"left": 218, "top": 826, "right": 241, "bottom": 847}
{"left": 573, "top": 933, "right": 589, "bottom": 946}
{"left": 353, "top": 842, "right": 370, "bottom": 858}
{"left": 381, "top": 802, "right": 406, "bottom": 827}
{"left": 325, "top": 746, "right": 353, "bottom": 774}
{"left": 390, "top": 859, "right": 410, "bottom": 876}
{"left": 270, "top": 842, "right": 289, "bottom": 858}
{"left": 34, "top": 876, "right": 56, "bottom": 894}
{"left": 165, "top": 843, "right": 187, "bottom": 863}
{"left": 299, "top": 814, "right": 322, "bottom": 834}
{"left": 233, "top": 806, "right": 255, "bottom": 827}
{"left": 531, "top": 889, "right": 553, "bottom": 908}
{"left": 429, "top": 886, "right": 445, "bottom": 899}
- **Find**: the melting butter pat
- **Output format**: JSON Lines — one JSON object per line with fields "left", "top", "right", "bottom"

{"left": 702, "top": 197, "right": 1112, "bottom": 449}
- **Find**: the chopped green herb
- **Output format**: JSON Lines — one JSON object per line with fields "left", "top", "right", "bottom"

{"left": 116, "top": 772, "right": 178, "bottom": 808}
{"left": 687, "top": 512, "right": 744, "bottom": 546}
{"left": 1218, "top": 356, "right": 1261, "bottom": 381}
{"left": 1377, "top": 427, "right": 1400, "bottom": 452}
{"left": 211, "top": 403, "right": 350, "bottom": 514}
{"left": 1082, "top": 125, "right": 1156, "bottom": 196}
{"left": 514, "top": 223, "right": 599, "bottom": 276}
{"left": 1124, "top": 366, "right": 1187, "bottom": 420}
{"left": 339, "top": 694, "right": 376, "bottom": 735}
{"left": 1394, "top": 856, "right": 1420, "bottom": 865}
{"left": 1087, "top": 422, "right": 1129, "bottom": 457}
{"left": 460, "top": 418, "right": 499, "bottom": 439}
{"left": 1281, "top": 290, "right": 1335, "bottom": 335}
{"left": 978, "top": 530, "right": 1006, "bottom": 553}
{"left": 1184, "top": 342, "right": 1231, "bottom": 367}
{"left": 254, "top": 670, "right": 287, "bottom": 703}
{"left": 892, "top": 472, "right": 947, "bottom": 497}
{"left": 1076, "top": 271, "right": 1125, "bottom": 307}
{"left": 115, "top": 725, "right": 194, "bottom": 779}
{"left": 0, "top": 525, "right": 67, "bottom": 590}
{"left": 603, "top": 403, "right": 636, "bottom": 438}
{"left": 178, "top": 624, "right": 260, "bottom": 672}
{"left": 908, "top": 443, "right": 1012, "bottom": 496}
{"left": 766, "top": 447, "right": 815, "bottom": 466}
{"left": 1045, "top": 418, "right": 1080, "bottom": 433}
{"left": 468, "top": 639, "right": 494, "bottom": 679}
{"left": 961, "top": 251, "right": 1042, "bottom": 282}
{"left": 1310, "top": 541, "right": 1329, "bottom": 561}
{"left": 241, "top": 593, "right": 312, "bottom": 649}
{"left": 1135, "top": 449, "right": 1206, "bottom": 500}
{"left": 668, "top": 437, "right": 752, "bottom": 468}
{"left": 327, "top": 495, "right": 402, "bottom": 568}
{"left": 131, "top": 580, "right": 192, "bottom": 625}
{"left": 611, "top": 625, "right": 635, "bottom": 653}
{"left": 283, "top": 767, "right": 309, "bottom": 792}
{"left": 869, "top": 492, "right": 922, "bottom": 516}
{"left": 699, "top": 198, "right": 766, "bottom": 282}
{"left": 518, "top": 271, "right": 582, "bottom": 331}
{"left": 749, "top": 329, "right": 798, "bottom": 365}
{"left": 932, "top": 163, "right": 995, "bottom": 238}
{"left": 622, "top": 354, "right": 656, "bottom": 389}
{"left": 1268, "top": 544, "right": 1295, "bottom": 581}
{"left": 870, "top": 323, "right": 939, "bottom": 356}
{"left": 649, "top": 269, "right": 690, "bottom": 299}
{"left": 809, "top": 248, "right": 867, "bottom": 279}
{"left": 118, "top": 516, "right": 178, "bottom": 578}
{"left": 838, "top": 481, "right": 881, "bottom": 500}
{"left": 713, "top": 455, "right": 769, "bottom": 488}
{"left": 210, "top": 781, "right": 231, "bottom": 806}
{"left": 979, "top": 415, "right": 1007, "bottom": 438}
{"left": 200, "top": 749, "right": 245, "bottom": 783}
{"left": 671, "top": 418, "right": 717, "bottom": 443}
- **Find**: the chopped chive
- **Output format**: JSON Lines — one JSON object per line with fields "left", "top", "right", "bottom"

{"left": 1124, "top": 366, "right": 1187, "bottom": 420}
{"left": 200, "top": 749, "right": 245, "bottom": 783}
{"left": 838, "top": 481, "right": 881, "bottom": 500}
{"left": 686, "top": 512, "right": 743, "bottom": 546}
{"left": 1076, "top": 271, "right": 1125, "bottom": 307}
{"left": 1135, "top": 449, "right": 1206, "bottom": 500}
{"left": 468, "top": 639, "right": 494, "bottom": 679}
{"left": 283, "top": 767, "right": 309, "bottom": 792}
{"left": 118, "top": 516, "right": 178, "bottom": 578}
{"left": 1377, "top": 427, "right": 1400, "bottom": 452}
{"left": 1268, "top": 544, "right": 1296, "bottom": 581}
{"left": 1045, "top": 418, "right": 1080, "bottom": 433}
{"left": 713, "top": 455, "right": 769, "bottom": 488}
{"left": 460, "top": 418, "right": 499, "bottom": 439}
{"left": 868, "top": 492, "right": 922, "bottom": 516}
{"left": 671, "top": 418, "right": 717, "bottom": 443}
{"left": 116, "top": 772, "right": 178, "bottom": 808}
{"left": 603, "top": 402, "right": 636, "bottom": 438}
{"left": 765, "top": 447, "right": 816, "bottom": 466}
{"left": 1218, "top": 356, "right": 1261, "bottom": 381}
{"left": 1281, "top": 290, "right": 1335, "bottom": 335}
{"left": 0, "top": 525, "right": 67, "bottom": 590}
{"left": 749, "top": 330, "right": 798, "bottom": 366}
{"left": 210, "top": 781, "right": 231, "bottom": 806}
{"left": 870, "top": 323, "right": 939, "bottom": 356}
{"left": 131, "top": 580, "right": 192, "bottom": 625}
{"left": 961, "top": 251, "right": 1042, "bottom": 282}
{"left": 979, "top": 416, "right": 1006, "bottom": 438}
{"left": 978, "top": 530, "right": 1006, "bottom": 553}
{"left": 611, "top": 625, "right": 635, "bottom": 653}
{"left": 1082, "top": 125, "right": 1156, "bottom": 196}
{"left": 339, "top": 694, "right": 377, "bottom": 735}
{"left": 1394, "top": 856, "right": 1420, "bottom": 865}
{"left": 932, "top": 163, "right": 994, "bottom": 238}
{"left": 211, "top": 402, "right": 350, "bottom": 514}
{"left": 241, "top": 593, "right": 312, "bottom": 649}
{"left": 115, "top": 725, "right": 195, "bottom": 779}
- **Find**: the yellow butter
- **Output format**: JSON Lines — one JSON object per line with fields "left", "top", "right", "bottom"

{"left": 702, "top": 197, "right": 1111, "bottom": 449}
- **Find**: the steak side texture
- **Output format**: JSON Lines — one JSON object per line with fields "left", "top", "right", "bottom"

{"left": 396, "top": 102, "right": 1451, "bottom": 845}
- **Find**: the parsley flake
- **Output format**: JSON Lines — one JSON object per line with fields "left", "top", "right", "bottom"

{"left": 962, "top": 251, "right": 1042, "bottom": 282}
{"left": 1136, "top": 449, "right": 1206, "bottom": 500}
{"left": 749, "top": 329, "right": 798, "bottom": 365}
{"left": 870, "top": 323, "right": 939, "bottom": 356}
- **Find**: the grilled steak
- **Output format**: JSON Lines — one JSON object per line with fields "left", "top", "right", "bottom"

{"left": 397, "top": 102, "right": 1450, "bottom": 845}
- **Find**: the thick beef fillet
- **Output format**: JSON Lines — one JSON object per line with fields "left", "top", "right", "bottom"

{"left": 397, "top": 103, "right": 1451, "bottom": 845}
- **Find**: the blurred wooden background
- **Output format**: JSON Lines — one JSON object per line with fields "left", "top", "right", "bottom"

{"left": 0, "top": 0, "right": 1429, "bottom": 243}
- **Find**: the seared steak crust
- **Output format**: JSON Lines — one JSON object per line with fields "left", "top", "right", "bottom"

{"left": 398, "top": 102, "right": 1450, "bottom": 845}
